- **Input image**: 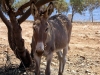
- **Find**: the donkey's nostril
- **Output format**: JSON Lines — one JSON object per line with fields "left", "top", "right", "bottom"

{"left": 36, "top": 50, "right": 44, "bottom": 56}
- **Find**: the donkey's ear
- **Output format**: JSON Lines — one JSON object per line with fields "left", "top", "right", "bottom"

{"left": 44, "top": 2, "right": 54, "bottom": 18}
{"left": 31, "top": 2, "right": 38, "bottom": 18}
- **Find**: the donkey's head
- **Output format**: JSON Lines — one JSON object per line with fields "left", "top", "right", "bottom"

{"left": 31, "top": 2, "right": 54, "bottom": 56}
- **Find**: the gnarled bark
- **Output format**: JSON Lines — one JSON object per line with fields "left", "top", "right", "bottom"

{"left": 1, "top": 0, "right": 33, "bottom": 68}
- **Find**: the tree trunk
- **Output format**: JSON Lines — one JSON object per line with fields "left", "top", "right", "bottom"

{"left": 71, "top": 7, "right": 74, "bottom": 23}
{"left": 8, "top": 9, "right": 32, "bottom": 67}
{"left": 0, "top": 5, "right": 32, "bottom": 68}
{"left": 92, "top": 12, "right": 93, "bottom": 22}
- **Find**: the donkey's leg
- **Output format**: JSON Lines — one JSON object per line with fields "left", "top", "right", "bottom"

{"left": 34, "top": 55, "right": 41, "bottom": 75}
{"left": 56, "top": 51, "right": 63, "bottom": 75}
{"left": 57, "top": 46, "right": 68, "bottom": 75}
{"left": 45, "top": 53, "right": 53, "bottom": 75}
{"left": 62, "top": 46, "right": 68, "bottom": 73}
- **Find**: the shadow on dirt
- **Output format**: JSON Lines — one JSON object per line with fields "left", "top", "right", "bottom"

{"left": 0, "top": 65, "right": 45, "bottom": 75}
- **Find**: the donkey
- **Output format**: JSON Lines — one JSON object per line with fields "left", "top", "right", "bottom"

{"left": 31, "top": 2, "right": 72, "bottom": 75}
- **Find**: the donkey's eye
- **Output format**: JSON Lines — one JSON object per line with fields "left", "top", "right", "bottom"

{"left": 45, "top": 28, "right": 48, "bottom": 32}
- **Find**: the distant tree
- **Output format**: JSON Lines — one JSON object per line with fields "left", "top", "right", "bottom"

{"left": 54, "top": 0, "right": 69, "bottom": 13}
{"left": 84, "top": 0, "right": 100, "bottom": 22}
{"left": 0, "top": 0, "right": 69, "bottom": 68}
{"left": 70, "top": 0, "right": 86, "bottom": 22}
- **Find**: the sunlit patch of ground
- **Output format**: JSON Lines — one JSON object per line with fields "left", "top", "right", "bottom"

{"left": 0, "top": 21, "right": 100, "bottom": 75}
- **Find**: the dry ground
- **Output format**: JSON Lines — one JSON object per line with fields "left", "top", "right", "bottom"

{"left": 0, "top": 20, "right": 100, "bottom": 75}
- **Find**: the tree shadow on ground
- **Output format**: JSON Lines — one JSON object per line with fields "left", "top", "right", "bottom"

{"left": 0, "top": 65, "right": 45, "bottom": 75}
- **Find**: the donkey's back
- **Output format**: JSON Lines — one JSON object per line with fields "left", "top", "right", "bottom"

{"left": 48, "top": 14, "right": 72, "bottom": 50}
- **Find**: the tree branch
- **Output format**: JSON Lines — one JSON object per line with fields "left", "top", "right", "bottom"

{"left": 15, "top": 2, "right": 31, "bottom": 16}
{"left": 18, "top": 0, "right": 54, "bottom": 24}
{"left": 2, "top": 0, "right": 9, "bottom": 12}
{"left": 35, "top": 0, "right": 54, "bottom": 8}
{"left": 18, "top": 8, "right": 31, "bottom": 24}
{"left": 0, "top": 9, "right": 11, "bottom": 29}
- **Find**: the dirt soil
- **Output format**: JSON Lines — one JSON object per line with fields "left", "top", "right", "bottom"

{"left": 0, "top": 20, "right": 100, "bottom": 75}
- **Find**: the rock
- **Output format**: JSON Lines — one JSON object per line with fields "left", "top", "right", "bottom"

{"left": 42, "top": 62, "right": 46, "bottom": 65}
{"left": 85, "top": 70, "right": 91, "bottom": 74}
{"left": 51, "top": 62, "right": 57, "bottom": 66}
{"left": 71, "top": 70, "right": 77, "bottom": 74}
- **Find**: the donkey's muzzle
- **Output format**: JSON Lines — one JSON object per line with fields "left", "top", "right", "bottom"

{"left": 36, "top": 42, "right": 44, "bottom": 56}
{"left": 36, "top": 50, "right": 44, "bottom": 56}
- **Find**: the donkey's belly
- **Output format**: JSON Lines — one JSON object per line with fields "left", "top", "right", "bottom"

{"left": 43, "top": 35, "right": 68, "bottom": 56}
{"left": 55, "top": 33, "right": 68, "bottom": 50}
{"left": 55, "top": 40, "right": 68, "bottom": 50}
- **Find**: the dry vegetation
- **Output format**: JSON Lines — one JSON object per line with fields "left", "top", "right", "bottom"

{"left": 0, "top": 20, "right": 100, "bottom": 75}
